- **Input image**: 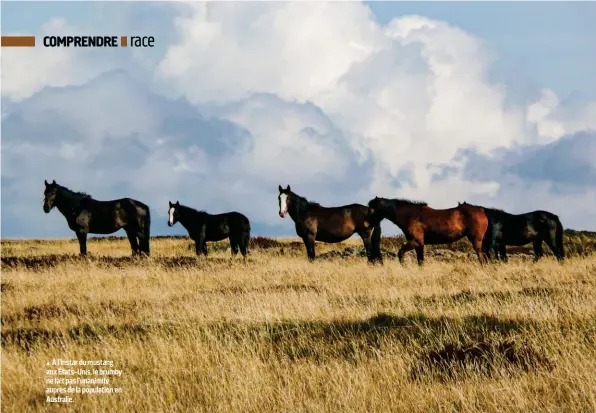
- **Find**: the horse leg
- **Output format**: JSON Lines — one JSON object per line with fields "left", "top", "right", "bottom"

{"left": 415, "top": 246, "right": 424, "bottom": 266}
{"left": 371, "top": 225, "right": 383, "bottom": 264}
{"left": 125, "top": 229, "right": 140, "bottom": 256}
{"left": 141, "top": 231, "right": 150, "bottom": 256}
{"left": 239, "top": 232, "right": 249, "bottom": 264}
{"left": 397, "top": 239, "right": 416, "bottom": 265}
{"left": 230, "top": 237, "right": 240, "bottom": 260}
{"left": 533, "top": 239, "right": 544, "bottom": 262}
{"left": 136, "top": 231, "right": 149, "bottom": 257}
{"left": 469, "top": 236, "right": 487, "bottom": 265}
{"left": 499, "top": 244, "right": 508, "bottom": 262}
{"left": 543, "top": 231, "right": 562, "bottom": 261}
{"left": 302, "top": 234, "right": 316, "bottom": 261}
{"left": 76, "top": 232, "right": 88, "bottom": 256}
{"left": 487, "top": 245, "right": 497, "bottom": 262}
{"left": 361, "top": 235, "right": 375, "bottom": 265}
{"left": 195, "top": 239, "right": 207, "bottom": 257}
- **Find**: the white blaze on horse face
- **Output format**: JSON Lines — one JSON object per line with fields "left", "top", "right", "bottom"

{"left": 168, "top": 207, "right": 175, "bottom": 226}
{"left": 279, "top": 193, "right": 288, "bottom": 217}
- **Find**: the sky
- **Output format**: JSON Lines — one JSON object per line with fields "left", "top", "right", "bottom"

{"left": 1, "top": 1, "right": 595, "bottom": 238}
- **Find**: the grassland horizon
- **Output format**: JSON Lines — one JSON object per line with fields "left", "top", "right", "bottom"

{"left": 2, "top": 234, "right": 595, "bottom": 412}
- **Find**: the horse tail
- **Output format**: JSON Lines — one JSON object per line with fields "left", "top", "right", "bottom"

{"left": 241, "top": 214, "right": 251, "bottom": 255}
{"left": 555, "top": 216, "right": 564, "bottom": 260}
{"left": 142, "top": 205, "right": 151, "bottom": 255}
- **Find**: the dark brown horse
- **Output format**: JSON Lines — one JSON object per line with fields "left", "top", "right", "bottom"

{"left": 278, "top": 185, "right": 382, "bottom": 263}
{"left": 366, "top": 197, "right": 489, "bottom": 265}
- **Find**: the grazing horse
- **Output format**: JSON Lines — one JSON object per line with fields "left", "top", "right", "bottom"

{"left": 43, "top": 180, "right": 151, "bottom": 256}
{"left": 277, "top": 185, "right": 382, "bottom": 263}
{"left": 474, "top": 203, "right": 565, "bottom": 262}
{"left": 366, "top": 197, "right": 489, "bottom": 265}
{"left": 167, "top": 201, "right": 251, "bottom": 262}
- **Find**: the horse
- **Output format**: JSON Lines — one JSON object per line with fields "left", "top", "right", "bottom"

{"left": 366, "top": 197, "right": 489, "bottom": 265}
{"left": 474, "top": 203, "right": 565, "bottom": 262}
{"left": 167, "top": 201, "right": 251, "bottom": 262}
{"left": 43, "top": 180, "right": 151, "bottom": 256}
{"left": 277, "top": 185, "right": 383, "bottom": 263}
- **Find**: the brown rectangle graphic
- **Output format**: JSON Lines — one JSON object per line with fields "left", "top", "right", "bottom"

{"left": 121, "top": 36, "right": 127, "bottom": 47}
{"left": 1, "top": 36, "right": 36, "bottom": 47}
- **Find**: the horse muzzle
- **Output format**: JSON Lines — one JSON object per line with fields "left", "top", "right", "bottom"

{"left": 43, "top": 205, "right": 51, "bottom": 213}
{"left": 279, "top": 211, "right": 287, "bottom": 218}
{"left": 167, "top": 221, "right": 173, "bottom": 227}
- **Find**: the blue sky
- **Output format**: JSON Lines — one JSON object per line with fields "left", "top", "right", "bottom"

{"left": 368, "top": 2, "right": 596, "bottom": 101}
{"left": 2, "top": 1, "right": 595, "bottom": 238}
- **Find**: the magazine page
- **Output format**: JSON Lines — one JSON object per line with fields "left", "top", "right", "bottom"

{"left": 2, "top": 1, "right": 595, "bottom": 412}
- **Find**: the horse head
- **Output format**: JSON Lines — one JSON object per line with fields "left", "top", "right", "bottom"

{"left": 43, "top": 180, "right": 58, "bottom": 213}
{"left": 168, "top": 200, "right": 180, "bottom": 227}
{"left": 278, "top": 185, "right": 292, "bottom": 218}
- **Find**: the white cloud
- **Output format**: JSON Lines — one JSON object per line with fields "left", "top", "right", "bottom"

{"left": 157, "top": 3, "right": 596, "bottom": 211}
{"left": 157, "top": 5, "right": 532, "bottom": 201}
{"left": 157, "top": 2, "right": 386, "bottom": 103}
{"left": 1, "top": 18, "right": 116, "bottom": 101}
{"left": 526, "top": 89, "right": 596, "bottom": 144}
{"left": 3, "top": 3, "right": 596, "bottom": 237}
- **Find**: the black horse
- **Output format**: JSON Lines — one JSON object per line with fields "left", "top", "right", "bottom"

{"left": 460, "top": 203, "right": 565, "bottom": 262}
{"left": 43, "top": 180, "right": 151, "bottom": 256}
{"left": 278, "top": 185, "right": 382, "bottom": 263}
{"left": 167, "top": 201, "right": 251, "bottom": 261}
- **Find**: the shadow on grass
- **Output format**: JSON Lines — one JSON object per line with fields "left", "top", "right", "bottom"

{"left": 2, "top": 312, "right": 541, "bottom": 368}
{"left": 1, "top": 254, "right": 242, "bottom": 271}
{"left": 416, "top": 286, "right": 566, "bottom": 306}
{"left": 2, "top": 300, "right": 157, "bottom": 324}
{"left": 412, "top": 338, "right": 554, "bottom": 382}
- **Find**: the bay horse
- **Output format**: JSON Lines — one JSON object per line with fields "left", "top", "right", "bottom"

{"left": 43, "top": 180, "right": 151, "bottom": 256}
{"left": 366, "top": 197, "right": 489, "bottom": 265}
{"left": 475, "top": 203, "right": 565, "bottom": 262}
{"left": 167, "top": 201, "right": 251, "bottom": 262}
{"left": 277, "top": 185, "right": 382, "bottom": 263}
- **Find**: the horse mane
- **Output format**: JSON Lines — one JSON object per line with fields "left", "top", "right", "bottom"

{"left": 460, "top": 201, "right": 506, "bottom": 214}
{"left": 177, "top": 203, "right": 202, "bottom": 213}
{"left": 176, "top": 203, "right": 210, "bottom": 216}
{"left": 369, "top": 197, "right": 427, "bottom": 210}
{"left": 393, "top": 198, "right": 427, "bottom": 206}
{"left": 57, "top": 185, "right": 93, "bottom": 200}
{"left": 293, "top": 192, "right": 321, "bottom": 208}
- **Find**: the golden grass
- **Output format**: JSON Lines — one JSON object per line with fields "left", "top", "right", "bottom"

{"left": 2, "top": 236, "right": 596, "bottom": 413}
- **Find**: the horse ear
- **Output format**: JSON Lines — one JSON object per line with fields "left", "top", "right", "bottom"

{"left": 286, "top": 185, "right": 291, "bottom": 191}
{"left": 44, "top": 180, "right": 49, "bottom": 187}
{"left": 176, "top": 200, "right": 180, "bottom": 205}
{"left": 169, "top": 201, "right": 173, "bottom": 207}
{"left": 52, "top": 180, "right": 56, "bottom": 185}
{"left": 278, "top": 185, "right": 283, "bottom": 193}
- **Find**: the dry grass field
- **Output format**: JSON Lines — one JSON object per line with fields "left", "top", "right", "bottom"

{"left": 2, "top": 233, "right": 596, "bottom": 413}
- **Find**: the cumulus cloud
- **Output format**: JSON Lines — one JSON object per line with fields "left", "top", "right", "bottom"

{"left": 157, "top": 2, "right": 384, "bottom": 103}
{"left": 156, "top": 4, "right": 540, "bottom": 206}
{"left": 1, "top": 71, "right": 372, "bottom": 237}
{"left": 428, "top": 130, "right": 596, "bottom": 229}
{"left": 1, "top": 18, "right": 116, "bottom": 101}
